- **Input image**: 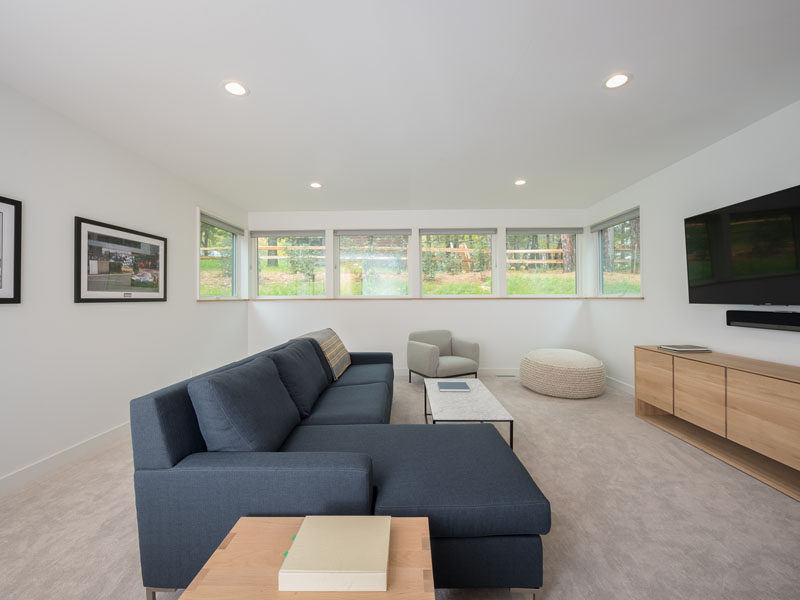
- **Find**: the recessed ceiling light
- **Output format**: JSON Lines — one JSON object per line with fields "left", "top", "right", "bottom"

{"left": 309, "top": 182, "right": 322, "bottom": 189}
{"left": 223, "top": 81, "right": 249, "bottom": 96}
{"left": 604, "top": 73, "right": 630, "bottom": 89}
{"left": 514, "top": 179, "right": 527, "bottom": 186}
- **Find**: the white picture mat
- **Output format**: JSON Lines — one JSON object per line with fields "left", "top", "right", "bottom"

{"left": 80, "top": 221, "right": 165, "bottom": 299}
{"left": 0, "top": 203, "right": 16, "bottom": 298}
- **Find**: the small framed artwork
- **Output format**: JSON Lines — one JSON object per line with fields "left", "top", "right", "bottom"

{"left": 75, "top": 217, "right": 167, "bottom": 302}
{"left": 0, "top": 196, "right": 22, "bottom": 304}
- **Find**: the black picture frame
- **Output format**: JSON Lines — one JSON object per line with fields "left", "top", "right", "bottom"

{"left": 74, "top": 217, "right": 167, "bottom": 303}
{"left": 0, "top": 196, "right": 22, "bottom": 304}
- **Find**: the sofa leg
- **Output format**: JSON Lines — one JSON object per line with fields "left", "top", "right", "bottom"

{"left": 510, "top": 587, "right": 539, "bottom": 600}
{"left": 145, "top": 588, "right": 176, "bottom": 600}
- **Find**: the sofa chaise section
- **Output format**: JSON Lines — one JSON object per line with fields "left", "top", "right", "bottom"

{"left": 281, "top": 423, "right": 550, "bottom": 588}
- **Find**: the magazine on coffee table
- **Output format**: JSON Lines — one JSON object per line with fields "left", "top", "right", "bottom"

{"left": 657, "top": 345, "right": 711, "bottom": 353}
{"left": 437, "top": 381, "right": 470, "bottom": 392}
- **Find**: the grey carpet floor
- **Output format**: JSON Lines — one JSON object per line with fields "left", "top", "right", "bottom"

{"left": 1, "top": 377, "right": 798, "bottom": 600}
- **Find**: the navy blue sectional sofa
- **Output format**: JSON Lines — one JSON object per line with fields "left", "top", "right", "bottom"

{"left": 130, "top": 338, "right": 550, "bottom": 595}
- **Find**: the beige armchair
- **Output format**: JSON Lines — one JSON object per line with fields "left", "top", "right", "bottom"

{"left": 407, "top": 330, "right": 480, "bottom": 382}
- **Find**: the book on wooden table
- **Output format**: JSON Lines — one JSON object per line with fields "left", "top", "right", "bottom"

{"left": 278, "top": 515, "right": 391, "bottom": 592}
{"left": 657, "top": 344, "right": 711, "bottom": 353}
{"left": 437, "top": 381, "right": 470, "bottom": 392}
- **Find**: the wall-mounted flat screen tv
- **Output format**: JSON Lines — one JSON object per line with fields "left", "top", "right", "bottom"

{"left": 684, "top": 183, "right": 800, "bottom": 305}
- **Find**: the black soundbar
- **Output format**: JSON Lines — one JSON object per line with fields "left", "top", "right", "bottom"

{"left": 726, "top": 310, "right": 800, "bottom": 332}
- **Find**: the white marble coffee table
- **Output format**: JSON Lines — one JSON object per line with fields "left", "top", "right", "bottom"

{"left": 423, "top": 378, "right": 514, "bottom": 448}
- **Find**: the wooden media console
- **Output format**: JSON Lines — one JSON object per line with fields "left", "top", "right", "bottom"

{"left": 634, "top": 346, "right": 800, "bottom": 501}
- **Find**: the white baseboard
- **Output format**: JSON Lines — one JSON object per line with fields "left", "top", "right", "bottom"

{"left": 480, "top": 368, "right": 519, "bottom": 377}
{"left": 606, "top": 375, "right": 634, "bottom": 391}
{"left": 0, "top": 422, "right": 129, "bottom": 496}
{"left": 397, "top": 367, "right": 519, "bottom": 378}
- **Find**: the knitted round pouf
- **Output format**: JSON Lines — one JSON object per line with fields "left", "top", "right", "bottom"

{"left": 520, "top": 348, "right": 606, "bottom": 399}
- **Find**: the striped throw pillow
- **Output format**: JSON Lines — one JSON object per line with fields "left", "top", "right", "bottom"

{"left": 297, "top": 328, "right": 351, "bottom": 380}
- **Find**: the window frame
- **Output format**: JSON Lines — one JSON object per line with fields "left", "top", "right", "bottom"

{"left": 591, "top": 208, "right": 642, "bottom": 297}
{"left": 418, "top": 228, "right": 497, "bottom": 297}
{"left": 504, "top": 227, "right": 583, "bottom": 297}
{"left": 333, "top": 229, "right": 412, "bottom": 298}
{"left": 198, "top": 212, "right": 245, "bottom": 299}
{"left": 251, "top": 230, "right": 327, "bottom": 298}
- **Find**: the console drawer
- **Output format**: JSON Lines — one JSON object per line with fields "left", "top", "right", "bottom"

{"left": 635, "top": 348, "right": 673, "bottom": 413}
{"left": 674, "top": 357, "right": 726, "bottom": 436}
{"left": 727, "top": 369, "right": 800, "bottom": 471}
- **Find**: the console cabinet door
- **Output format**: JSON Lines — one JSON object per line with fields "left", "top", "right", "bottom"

{"left": 635, "top": 348, "right": 673, "bottom": 413}
{"left": 727, "top": 370, "right": 800, "bottom": 471}
{"left": 674, "top": 357, "right": 726, "bottom": 436}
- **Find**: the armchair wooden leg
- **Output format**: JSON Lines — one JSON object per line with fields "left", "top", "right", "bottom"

{"left": 145, "top": 588, "right": 176, "bottom": 600}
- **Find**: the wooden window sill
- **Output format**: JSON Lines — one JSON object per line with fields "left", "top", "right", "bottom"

{"left": 197, "top": 296, "right": 645, "bottom": 302}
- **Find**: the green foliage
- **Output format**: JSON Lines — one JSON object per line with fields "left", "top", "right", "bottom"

{"left": 199, "top": 257, "right": 234, "bottom": 297}
{"left": 422, "top": 236, "right": 437, "bottom": 281}
{"left": 336, "top": 235, "right": 409, "bottom": 296}
{"left": 601, "top": 273, "right": 641, "bottom": 295}
{"left": 340, "top": 271, "right": 408, "bottom": 296}
{"left": 471, "top": 235, "right": 490, "bottom": 272}
{"left": 602, "top": 218, "right": 640, "bottom": 276}
{"left": 286, "top": 245, "right": 319, "bottom": 282}
{"left": 200, "top": 222, "right": 234, "bottom": 278}
{"left": 421, "top": 234, "right": 491, "bottom": 279}
{"left": 257, "top": 263, "right": 325, "bottom": 296}
{"left": 507, "top": 272, "right": 576, "bottom": 295}
{"left": 422, "top": 278, "right": 492, "bottom": 295}
{"left": 255, "top": 236, "right": 325, "bottom": 296}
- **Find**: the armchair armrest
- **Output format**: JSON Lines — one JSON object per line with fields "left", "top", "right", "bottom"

{"left": 407, "top": 340, "right": 439, "bottom": 377}
{"left": 349, "top": 351, "right": 393, "bottom": 365}
{"left": 452, "top": 337, "right": 480, "bottom": 364}
{"left": 134, "top": 451, "right": 373, "bottom": 588}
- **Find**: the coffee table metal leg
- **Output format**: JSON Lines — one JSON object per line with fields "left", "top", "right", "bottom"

{"left": 145, "top": 588, "right": 175, "bottom": 600}
{"left": 509, "top": 420, "right": 514, "bottom": 449}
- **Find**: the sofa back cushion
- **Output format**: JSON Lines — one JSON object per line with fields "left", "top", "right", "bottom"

{"left": 270, "top": 339, "right": 329, "bottom": 418}
{"left": 187, "top": 356, "right": 300, "bottom": 451}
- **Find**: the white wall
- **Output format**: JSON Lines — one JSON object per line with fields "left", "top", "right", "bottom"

{"left": 5, "top": 83, "right": 798, "bottom": 487}
{"left": 0, "top": 85, "right": 249, "bottom": 484}
{"left": 247, "top": 208, "right": 597, "bottom": 372}
{"left": 587, "top": 100, "right": 800, "bottom": 385}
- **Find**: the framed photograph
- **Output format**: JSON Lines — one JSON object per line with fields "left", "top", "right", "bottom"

{"left": 75, "top": 217, "right": 167, "bottom": 302}
{"left": 0, "top": 196, "right": 22, "bottom": 304}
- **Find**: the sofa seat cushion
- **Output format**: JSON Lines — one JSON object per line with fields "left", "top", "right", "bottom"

{"left": 436, "top": 356, "right": 478, "bottom": 377}
{"left": 188, "top": 356, "right": 300, "bottom": 452}
{"left": 269, "top": 339, "right": 329, "bottom": 418}
{"left": 328, "top": 363, "right": 394, "bottom": 394}
{"left": 281, "top": 423, "right": 550, "bottom": 538}
{"left": 301, "top": 383, "right": 391, "bottom": 425}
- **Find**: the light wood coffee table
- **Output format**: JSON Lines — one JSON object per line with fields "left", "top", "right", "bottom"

{"left": 180, "top": 516, "right": 434, "bottom": 600}
{"left": 423, "top": 378, "right": 514, "bottom": 448}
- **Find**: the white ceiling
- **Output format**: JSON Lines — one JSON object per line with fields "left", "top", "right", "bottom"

{"left": 2, "top": 1, "right": 800, "bottom": 212}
